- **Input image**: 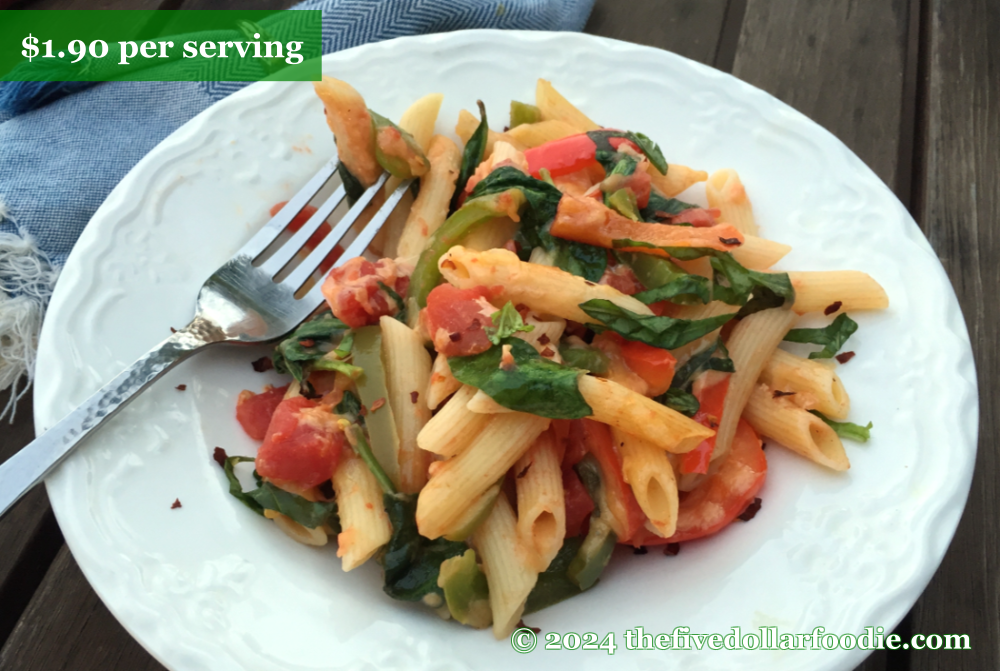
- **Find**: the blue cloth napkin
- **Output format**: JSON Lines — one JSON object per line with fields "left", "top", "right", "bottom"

{"left": 0, "top": 0, "right": 594, "bottom": 418}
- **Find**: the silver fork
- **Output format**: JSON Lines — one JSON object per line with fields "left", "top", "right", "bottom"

{"left": 0, "top": 152, "right": 411, "bottom": 518}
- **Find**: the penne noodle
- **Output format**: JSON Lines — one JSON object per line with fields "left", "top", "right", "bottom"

{"left": 395, "top": 135, "right": 461, "bottom": 261}
{"left": 705, "top": 168, "right": 759, "bottom": 236}
{"left": 506, "top": 119, "right": 580, "bottom": 147}
{"left": 398, "top": 92, "right": 442, "bottom": 153}
{"left": 713, "top": 307, "right": 798, "bottom": 464}
{"left": 612, "top": 428, "right": 679, "bottom": 538}
{"left": 312, "top": 76, "right": 381, "bottom": 186}
{"left": 426, "top": 353, "right": 462, "bottom": 410}
{"left": 743, "top": 383, "right": 849, "bottom": 471}
{"left": 439, "top": 245, "right": 651, "bottom": 323}
{"left": 760, "top": 348, "right": 850, "bottom": 419}
{"left": 515, "top": 429, "right": 566, "bottom": 572}
{"left": 788, "top": 271, "right": 890, "bottom": 314}
{"left": 578, "top": 375, "right": 714, "bottom": 454}
{"left": 332, "top": 455, "right": 393, "bottom": 571}
{"left": 668, "top": 301, "right": 740, "bottom": 367}
{"left": 416, "top": 413, "right": 550, "bottom": 540}
{"left": 731, "top": 235, "right": 791, "bottom": 270}
{"left": 264, "top": 509, "right": 328, "bottom": 547}
{"left": 418, "top": 385, "right": 492, "bottom": 457}
{"left": 379, "top": 316, "right": 433, "bottom": 493}
{"left": 467, "top": 389, "right": 514, "bottom": 414}
{"left": 645, "top": 161, "right": 709, "bottom": 198}
{"left": 535, "top": 79, "right": 600, "bottom": 131}
{"left": 472, "top": 492, "right": 539, "bottom": 639}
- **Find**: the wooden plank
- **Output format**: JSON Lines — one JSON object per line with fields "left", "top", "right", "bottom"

{"left": 732, "top": 0, "right": 910, "bottom": 194}
{"left": 0, "top": 546, "right": 166, "bottom": 671}
{"left": 0, "top": 388, "right": 62, "bottom": 649}
{"left": 733, "top": 2, "right": 915, "bottom": 670}
{"left": 909, "top": 0, "right": 1000, "bottom": 669}
{"left": 584, "top": 0, "right": 730, "bottom": 65}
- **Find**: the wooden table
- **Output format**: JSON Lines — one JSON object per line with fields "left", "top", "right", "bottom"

{"left": 0, "top": 0, "right": 995, "bottom": 668}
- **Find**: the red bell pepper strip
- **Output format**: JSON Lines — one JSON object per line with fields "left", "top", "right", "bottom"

{"left": 524, "top": 133, "right": 600, "bottom": 179}
{"left": 680, "top": 376, "right": 731, "bottom": 474}
{"left": 619, "top": 340, "right": 677, "bottom": 396}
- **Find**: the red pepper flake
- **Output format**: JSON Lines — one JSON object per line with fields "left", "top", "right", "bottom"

{"left": 212, "top": 447, "right": 228, "bottom": 468}
{"left": 633, "top": 546, "right": 648, "bottom": 555}
{"left": 738, "top": 497, "right": 763, "bottom": 521}
{"left": 371, "top": 398, "right": 386, "bottom": 412}
{"left": 663, "top": 543, "right": 681, "bottom": 556}
{"left": 410, "top": 391, "right": 420, "bottom": 404}
{"left": 584, "top": 280, "right": 596, "bottom": 287}
{"left": 516, "top": 619, "right": 541, "bottom": 634}
{"left": 299, "top": 339, "right": 316, "bottom": 347}
{"left": 449, "top": 332, "right": 462, "bottom": 342}
{"left": 772, "top": 390, "right": 796, "bottom": 398}
{"left": 761, "top": 442, "right": 768, "bottom": 451}
{"left": 251, "top": 356, "right": 274, "bottom": 372}
{"left": 836, "top": 351, "right": 856, "bottom": 364}
{"left": 824, "top": 301, "right": 843, "bottom": 316}
{"left": 170, "top": 498, "right": 182, "bottom": 509}
{"left": 719, "top": 237, "right": 741, "bottom": 246}
{"left": 540, "top": 347, "right": 555, "bottom": 358}
{"left": 359, "top": 405, "right": 369, "bottom": 417}
{"left": 170, "top": 327, "right": 177, "bottom": 334}
{"left": 441, "top": 259, "right": 457, "bottom": 270}
{"left": 175, "top": 384, "right": 187, "bottom": 391}
{"left": 537, "top": 333, "right": 551, "bottom": 345}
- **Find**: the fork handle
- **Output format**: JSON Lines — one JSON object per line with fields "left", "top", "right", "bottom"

{"left": 0, "top": 316, "right": 224, "bottom": 519}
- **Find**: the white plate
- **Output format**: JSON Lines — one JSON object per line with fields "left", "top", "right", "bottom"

{"left": 35, "top": 30, "right": 978, "bottom": 671}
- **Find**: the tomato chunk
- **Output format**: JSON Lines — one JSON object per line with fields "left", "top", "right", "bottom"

{"left": 255, "top": 396, "right": 346, "bottom": 489}
{"left": 421, "top": 284, "right": 499, "bottom": 357}
{"left": 562, "top": 467, "right": 595, "bottom": 538}
{"left": 599, "top": 261, "right": 643, "bottom": 296}
{"left": 525, "top": 134, "right": 600, "bottom": 178}
{"left": 680, "top": 377, "right": 731, "bottom": 474}
{"left": 236, "top": 384, "right": 290, "bottom": 441}
{"left": 632, "top": 419, "right": 766, "bottom": 545}
{"left": 321, "top": 257, "right": 409, "bottom": 329}
{"left": 619, "top": 340, "right": 676, "bottom": 396}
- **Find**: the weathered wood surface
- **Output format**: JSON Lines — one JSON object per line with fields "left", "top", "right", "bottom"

{"left": 909, "top": 0, "right": 999, "bottom": 669}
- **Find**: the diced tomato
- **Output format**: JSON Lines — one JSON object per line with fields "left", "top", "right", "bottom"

{"left": 562, "top": 467, "right": 595, "bottom": 538}
{"left": 255, "top": 396, "right": 346, "bottom": 489}
{"left": 236, "top": 384, "right": 290, "bottom": 441}
{"left": 569, "top": 419, "right": 647, "bottom": 543}
{"left": 270, "top": 201, "right": 344, "bottom": 273}
{"left": 619, "top": 341, "right": 676, "bottom": 396}
{"left": 680, "top": 376, "right": 731, "bottom": 474}
{"left": 631, "top": 419, "right": 766, "bottom": 545}
{"left": 421, "top": 284, "right": 499, "bottom": 357}
{"left": 524, "top": 134, "right": 600, "bottom": 178}
{"left": 321, "top": 257, "right": 409, "bottom": 329}
{"left": 669, "top": 207, "right": 721, "bottom": 227}
{"left": 599, "top": 261, "right": 643, "bottom": 295}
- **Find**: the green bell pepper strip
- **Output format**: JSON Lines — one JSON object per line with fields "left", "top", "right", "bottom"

{"left": 438, "top": 549, "right": 492, "bottom": 629}
{"left": 509, "top": 100, "right": 542, "bottom": 128}
{"left": 351, "top": 326, "right": 402, "bottom": 489}
{"left": 566, "top": 455, "right": 619, "bottom": 591}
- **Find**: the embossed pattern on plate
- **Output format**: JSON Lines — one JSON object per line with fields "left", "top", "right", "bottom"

{"left": 34, "top": 31, "right": 978, "bottom": 671}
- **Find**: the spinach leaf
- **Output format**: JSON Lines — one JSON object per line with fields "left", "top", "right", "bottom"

{"left": 454, "top": 100, "right": 489, "bottom": 207}
{"left": 579, "top": 299, "right": 735, "bottom": 350}
{"left": 587, "top": 130, "right": 668, "bottom": 175}
{"left": 376, "top": 281, "right": 407, "bottom": 323}
{"left": 337, "top": 162, "right": 366, "bottom": 204}
{"left": 220, "top": 455, "right": 337, "bottom": 529}
{"left": 448, "top": 338, "right": 592, "bottom": 419}
{"left": 670, "top": 338, "right": 735, "bottom": 390}
{"left": 640, "top": 190, "right": 698, "bottom": 222}
{"left": 558, "top": 343, "right": 609, "bottom": 375}
{"left": 524, "top": 536, "right": 585, "bottom": 614}
{"left": 810, "top": 410, "right": 873, "bottom": 442}
{"left": 630, "top": 132, "right": 669, "bottom": 175}
{"left": 335, "top": 390, "right": 364, "bottom": 423}
{"left": 710, "top": 253, "right": 795, "bottom": 308}
{"left": 272, "top": 313, "right": 352, "bottom": 386}
{"left": 552, "top": 241, "right": 607, "bottom": 282}
{"left": 784, "top": 313, "right": 858, "bottom": 359}
{"left": 661, "top": 388, "right": 700, "bottom": 416}
{"left": 485, "top": 302, "right": 534, "bottom": 345}
{"left": 381, "top": 493, "right": 468, "bottom": 602}
{"left": 634, "top": 273, "right": 712, "bottom": 305}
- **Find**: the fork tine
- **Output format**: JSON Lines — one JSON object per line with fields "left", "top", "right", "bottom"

{"left": 258, "top": 184, "right": 347, "bottom": 276}
{"left": 299, "top": 178, "right": 414, "bottom": 306}
{"left": 283, "top": 171, "right": 391, "bottom": 291}
{"left": 238, "top": 154, "right": 340, "bottom": 260}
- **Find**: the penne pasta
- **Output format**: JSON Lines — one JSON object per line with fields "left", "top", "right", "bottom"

{"left": 416, "top": 412, "right": 551, "bottom": 540}
{"left": 515, "top": 429, "right": 566, "bottom": 572}
{"left": 760, "top": 348, "right": 850, "bottom": 419}
{"left": 506, "top": 119, "right": 580, "bottom": 147}
{"left": 418, "top": 385, "right": 492, "bottom": 457}
{"left": 472, "top": 492, "right": 539, "bottom": 639}
{"left": 439, "top": 245, "right": 651, "bottom": 323}
{"left": 396, "top": 134, "right": 461, "bottom": 261}
{"left": 312, "top": 76, "right": 381, "bottom": 186}
{"left": 612, "top": 428, "right": 679, "bottom": 539}
{"left": 426, "top": 353, "right": 462, "bottom": 410}
{"left": 264, "top": 509, "right": 329, "bottom": 547}
{"left": 578, "top": 375, "right": 714, "bottom": 454}
{"left": 380, "top": 316, "right": 433, "bottom": 493}
{"left": 713, "top": 307, "right": 798, "bottom": 464}
{"left": 645, "top": 161, "right": 709, "bottom": 198}
{"left": 743, "top": 383, "right": 850, "bottom": 471}
{"left": 705, "top": 168, "right": 759, "bottom": 236}
{"left": 332, "top": 455, "right": 393, "bottom": 571}
{"left": 788, "top": 271, "right": 890, "bottom": 314}
{"left": 731, "top": 235, "right": 792, "bottom": 270}
{"left": 535, "top": 79, "right": 600, "bottom": 131}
